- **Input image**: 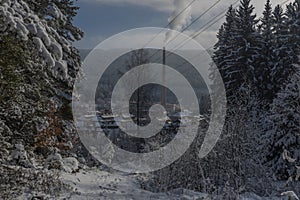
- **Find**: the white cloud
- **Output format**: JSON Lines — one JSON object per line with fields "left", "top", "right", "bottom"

{"left": 92, "top": 0, "right": 292, "bottom": 20}
{"left": 90, "top": 0, "right": 291, "bottom": 36}
{"left": 93, "top": 0, "right": 173, "bottom": 12}
{"left": 77, "top": 0, "right": 293, "bottom": 49}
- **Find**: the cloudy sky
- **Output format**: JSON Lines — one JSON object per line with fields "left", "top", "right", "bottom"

{"left": 73, "top": 0, "right": 292, "bottom": 50}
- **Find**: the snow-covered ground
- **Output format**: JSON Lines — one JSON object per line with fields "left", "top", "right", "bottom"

{"left": 60, "top": 168, "right": 284, "bottom": 200}
{"left": 61, "top": 168, "right": 208, "bottom": 199}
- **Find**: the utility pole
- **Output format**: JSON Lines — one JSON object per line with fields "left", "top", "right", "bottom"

{"left": 162, "top": 47, "right": 166, "bottom": 108}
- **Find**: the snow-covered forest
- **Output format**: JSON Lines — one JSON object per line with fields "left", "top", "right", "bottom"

{"left": 0, "top": 0, "right": 299, "bottom": 199}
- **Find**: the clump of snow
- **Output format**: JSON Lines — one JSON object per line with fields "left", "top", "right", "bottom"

{"left": 283, "top": 149, "right": 297, "bottom": 163}
{"left": 45, "top": 149, "right": 79, "bottom": 173}
{"left": 33, "top": 37, "right": 43, "bottom": 51}
{"left": 281, "top": 191, "right": 299, "bottom": 200}
{"left": 63, "top": 157, "right": 79, "bottom": 173}
{"left": 16, "top": 20, "right": 29, "bottom": 40}
{"left": 64, "top": 141, "right": 73, "bottom": 149}
{"left": 10, "top": 144, "right": 33, "bottom": 168}
{"left": 54, "top": 60, "right": 68, "bottom": 79}
{"left": 50, "top": 41, "right": 63, "bottom": 60}
{"left": 47, "top": 4, "right": 61, "bottom": 19}
{"left": 36, "top": 24, "right": 51, "bottom": 47}
{"left": 46, "top": 4, "right": 66, "bottom": 22}
{"left": 41, "top": 44, "right": 55, "bottom": 67}
{"left": 45, "top": 148, "right": 64, "bottom": 170}
{"left": 26, "top": 23, "right": 37, "bottom": 34}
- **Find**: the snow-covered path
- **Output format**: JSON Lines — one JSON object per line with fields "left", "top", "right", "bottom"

{"left": 61, "top": 168, "right": 209, "bottom": 200}
{"left": 60, "top": 168, "right": 286, "bottom": 200}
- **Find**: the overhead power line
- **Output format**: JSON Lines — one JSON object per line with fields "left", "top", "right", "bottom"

{"left": 143, "top": 0, "right": 198, "bottom": 48}
{"left": 147, "top": 0, "right": 226, "bottom": 61}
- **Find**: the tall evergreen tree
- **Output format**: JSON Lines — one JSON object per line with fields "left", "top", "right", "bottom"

{"left": 212, "top": 6, "right": 239, "bottom": 102}
{"left": 0, "top": 0, "right": 83, "bottom": 155}
{"left": 24, "top": 0, "right": 84, "bottom": 92}
{"left": 213, "top": 0, "right": 262, "bottom": 103}
{"left": 211, "top": 0, "right": 300, "bottom": 192}
{"left": 234, "top": 0, "right": 260, "bottom": 97}
{"left": 285, "top": 0, "right": 300, "bottom": 57}
{"left": 261, "top": 68, "right": 300, "bottom": 179}
{"left": 270, "top": 5, "right": 296, "bottom": 98}
{"left": 257, "top": 0, "right": 275, "bottom": 103}
{"left": 257, "top": 0, "right": 300, "bottom": 182}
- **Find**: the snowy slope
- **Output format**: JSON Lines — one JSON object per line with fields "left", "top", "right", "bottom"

{"left": 61, "top": 168, "right": 209, "bottom": 200}
{"left": 61, "top": 168, "right": 284, "bottom": 200}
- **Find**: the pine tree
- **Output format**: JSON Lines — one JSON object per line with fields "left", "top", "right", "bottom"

{"left": 261, "top": 68, "right": 300, "bottom": 179}
{"left": 212, "top": 6, "right": 239, "bottom": 102}
{"left": 269, "top": 5, "right": 296, "bottom": 101}
{"left": 256, "top": 0, "right": 276, "bottom": 102}
{"left": 0, "top": 0, "right": 86, "bottom": 193}
{"left": 213, "top": 0, "right": 263, "bottom": 103}
{"left": 235, "top": 0, "right": 260, "bottom": 92}
{"left": 24, "top": 0, "right": 83, "bottom": 41}
{"left": 0, "top": 0, "right": 83, "bottom": 156}
{"left": 24, "top": 0, "right": 83, "bottom": 92}
{"left": 285, "top": 0, "right": 300, "bottom": 57}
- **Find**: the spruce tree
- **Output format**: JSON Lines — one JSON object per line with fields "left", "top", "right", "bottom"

{"left": 0, "top": 0, "right": 83, "bottom": 156}
{"left": 257, "top": 0, "right": 276, "bottom": 103}
{"left": 24, "top": 0, "right": 83, "bottom": 41}
{"left": 212, "top": 6, "right": 239, "bottom": 102}
{"left": 235, "top": 0, "right": 260, "bottom": 89}
{"left": 285, "top": 0, "right": 300, "bottom": 57}
{"left": 261, "top": 69, "right": 300, "bottom": 179}
{"left": 270, "top": 5, "right": 296, "bottom": 99}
